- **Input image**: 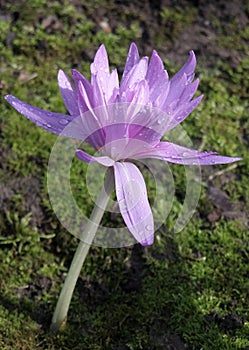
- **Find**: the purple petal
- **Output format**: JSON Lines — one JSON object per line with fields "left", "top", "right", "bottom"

{"left": 165, "top": 73, "right": 187, "bottom": 105}
{"left": 171, "top": 50, "right": 196, "bottom": 84}
{"left": 4, "top": 95, "right": 86, "bottom": 139}
{"left": 120, "top": 57, "right": 148, "bottom": 93}
{"left": 90, "top": 44, "right": 110, "bottom": 77}
{"left": 72, "top": 69, "right": 92, "bottom": 95}
{"left": 163, "top": 95, "right": 204, "bottom": 133}
{"left": 58, "top": 70, "right": 79, "bottom": 116}
{"left": 72, "top": 69, "right": 93, "bottom": 113}
{"left": 145, "top": 51, "right": 170, "bottom": 106}
{"left": 121, "top": 42, "right": 140, "bottom": 82}
{"left": 127, "top": 80, "right": 150, "bottom": 120}
{"left": 107, "top": 68, "right": 119, "bottom": 102}
{"left": 178, "top": 78, "right": 200, "bottom": 105}
{"left": 91, "top": 74, "right": 109, "bottom": 108}
{"left": 134, "top": 141, "right": 242, "bottom": 165}
{"left": 76, "top": 149, "right": 115, "bottom": 166}
{"left": 146, "top": 50, "right": 168, "bottom": 87}
{"left": 114, "top": 162, "right": 154, "bottom": 246}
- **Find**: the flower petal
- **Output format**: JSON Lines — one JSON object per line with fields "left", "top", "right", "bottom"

{"left": 171, "top": 50, "right": 196, "bottom": 84}
{"left": 72, "top": 69, "right": 93, "bottom": 113}
{"left": 107, "top": 68, "right": 119, "bottom": 102}
{"left": 114, "top": 162, "right": 154, "bottom": 246}
{"left": 4, "top": 95, "right": 86, "bottom": 139}
{"left": 90, "top": 44, "right": 110, "bottom": 77}
{"left": 164, "top": 73, "right": 188, "bottom": 105}
{"left": 121, "top": 42, "right": 140, "bottom": 82}
{"left": 58, "top": 70, "right": 79, "bottom": 116}
{"left": 146, "top": 50, "right": 170, "bottom": 106}
{"left": 163, "top": 95, "right": 204, "bottom": 133}
{"left": 178, "top": 78, "right": 200, "bottom": 105}
{"left": 120, "top": 57, "right": 148, "bottom": 94}
{"left": 76, "top": 149, "right": 115, "bottom": 166}
{"left": 133, "top": 141, "right": 242, "bottom": 165}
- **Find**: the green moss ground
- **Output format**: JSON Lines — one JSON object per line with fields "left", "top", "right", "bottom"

{"left": 0, "top": 1, "right": 249, "bottom": 349}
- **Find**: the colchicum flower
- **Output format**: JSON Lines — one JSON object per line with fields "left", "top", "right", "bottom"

{"left": 5, "top": 43, "right": 241, "bottom": 246}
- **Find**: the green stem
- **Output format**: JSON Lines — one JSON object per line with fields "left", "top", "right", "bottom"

{"left": 50, "top": 168, "right": 114, "bottom": 333}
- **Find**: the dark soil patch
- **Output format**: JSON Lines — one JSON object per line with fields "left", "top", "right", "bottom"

{"left": 77, "top": 0, "right": 249, "bottom": 68}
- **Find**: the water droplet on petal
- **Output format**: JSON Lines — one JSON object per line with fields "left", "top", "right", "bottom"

{"left": 145, "top": 224, "right": 152, "bottom": 231}
{"left": 46, "top": 123, "right": 52, "bottom": 128}
{"left": 59, "top": 118, "right": 68, "bottom": 125}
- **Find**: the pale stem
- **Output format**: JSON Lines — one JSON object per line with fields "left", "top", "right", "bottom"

{"left": 50, "top": 168, "right": 114, "bottom": 333}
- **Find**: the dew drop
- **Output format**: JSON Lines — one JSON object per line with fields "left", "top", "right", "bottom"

{"left": 59, "top": 118, "right": 68, "bottom": 125}
{"left": 46, "top": 123, "right": 52, "bottom": 128}
{"left": 145, "top": 224, "right": 152, "bottom": 231}
{"left": 182, "top": 152, "right": 189, "bottom": 157}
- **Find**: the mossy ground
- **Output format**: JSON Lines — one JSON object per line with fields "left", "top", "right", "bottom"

{"left": 0, "top": 1, "right": 249, "bottom": 349}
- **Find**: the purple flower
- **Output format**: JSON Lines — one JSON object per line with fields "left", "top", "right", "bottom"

{"left": 5, "top": 43, "right": 241, "bottom": 246}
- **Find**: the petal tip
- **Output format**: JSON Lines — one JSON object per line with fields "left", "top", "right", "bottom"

{"left": 140, "top": 234, "right": 154, "bottom": 246}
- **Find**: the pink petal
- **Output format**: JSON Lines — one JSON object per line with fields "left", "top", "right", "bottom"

{"left": 58, "top": 70, "right": 79, "bottom": 116}
{"left": 114, "top": 162, "right": 154, "bottom": 246}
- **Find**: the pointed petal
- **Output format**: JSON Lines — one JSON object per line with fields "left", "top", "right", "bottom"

{"left": 146, "top": 50, "right": 167, "bottom": 87}
{"left": 133, "top": 141, "right": 242, "bottom": 165}
{"left": 127, "top": 80, "right": 149, "bottom": 112}
{"left": 114, "top": 162, "right": 154, "bottom": 246}
{"left": 120, "top": 57, "right": 148, "bottom": 93}
{"left": 77, "top": 82, "right": 106, "bottom": 148}
{"left": 165, "top": 73, "right": 188, "bottom": 105}
{"left": 91, "top": 73, "right": 107, "bottom": 107}
{"left": 178, "top": 78, "right": 199, "bottom": 105}
{"left": 107, "top": 68, "right": 119, "bottom": 102}
{"left": 90, "top": 44, "right": 110, "bottom": 77}
{"left": 90, "top": 44, "right": 110, "bottom": 96}
{"left": 58, "top": 70, "right": 79, "bottom": 116}
{"left": 171, "top": 50, "right": 196, "bottom": 84}
{"left": 72, "top": 69, "right": 93, "bottom": 113}
{"left": 4, "top": 95, "right": 86, "bottom": 139}
{"left": 160, "top": 95, "right": 203, "bottom": 134}
{"left": 72, "top": 69, "right": 92, "bottom": 96}
{"left": 121, "top": 42, "right": 140, "bottom": 82}
{"left": 76, "top": 149, "right": 115, "bottom": 166}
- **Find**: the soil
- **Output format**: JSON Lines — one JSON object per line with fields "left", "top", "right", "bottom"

{"left": 79, "top": 0, "right": 249, "bottom": 68}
